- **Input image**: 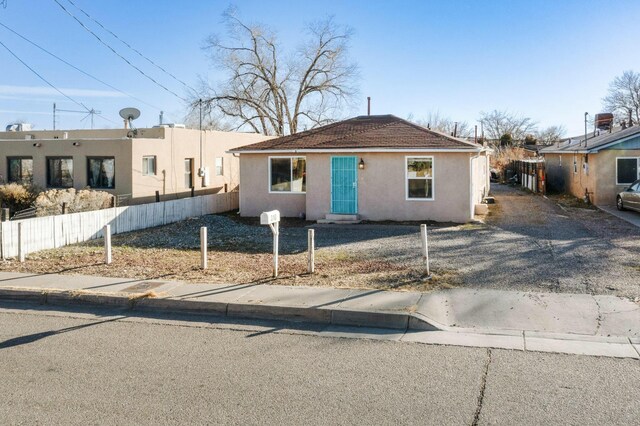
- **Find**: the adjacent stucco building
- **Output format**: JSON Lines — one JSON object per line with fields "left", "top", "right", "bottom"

{"left": 230, "top": 115, "right": 491, "bottom": 223}
{"left": 540, "top": 126, "right": 640, "bottom": 205}
{"left": 0, "top": 126, "right": 271, "bottom": 204}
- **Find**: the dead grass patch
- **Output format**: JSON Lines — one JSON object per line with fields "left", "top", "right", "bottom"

{"left": 1, "top": 243, "right": 460, "bottom": 293}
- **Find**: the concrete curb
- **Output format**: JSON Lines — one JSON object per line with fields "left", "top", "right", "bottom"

{"left": 2, "top": 286, "right": 639, "bottom": 359}
{"left": 0, "top": 286, "right": 435, "bottom": 331}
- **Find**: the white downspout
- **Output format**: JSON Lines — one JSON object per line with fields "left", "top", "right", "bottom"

{"left": 469, "top": 153, "right": 480, "bottom": 220}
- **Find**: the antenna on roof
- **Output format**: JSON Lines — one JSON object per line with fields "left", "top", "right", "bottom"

{"left": 584, "top": 112, "right": 588, "bottom": 147}
{"left": 119, "top": 107, "right": 140, "bottom": 130}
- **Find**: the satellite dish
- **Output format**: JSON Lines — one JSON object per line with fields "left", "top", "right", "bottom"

{"left": 119, "top": 107, "right": 141, "bottom": 121}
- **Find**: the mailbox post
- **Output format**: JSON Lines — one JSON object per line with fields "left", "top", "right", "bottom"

{"left": 260, "top": 210, "right": 281, "bottom": 278}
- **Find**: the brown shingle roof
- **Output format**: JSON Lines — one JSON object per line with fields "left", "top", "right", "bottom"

{"left": 231, "top": 115, "right": 480, "bottom": 151}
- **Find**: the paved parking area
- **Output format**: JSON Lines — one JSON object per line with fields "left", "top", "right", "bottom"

{"left": 597, "top": 204, "right": 640, "bottom": 228}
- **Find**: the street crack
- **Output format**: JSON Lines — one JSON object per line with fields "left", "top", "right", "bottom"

{"left": 472, "top": 348, "right": 492, "bottom": 426}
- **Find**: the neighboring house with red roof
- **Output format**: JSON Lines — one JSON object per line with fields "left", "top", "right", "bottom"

{"left": 229, "top": 114, "right": 491, "bottom": 223}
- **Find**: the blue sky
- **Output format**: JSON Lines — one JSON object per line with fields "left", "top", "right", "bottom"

{"left": 1, "top": 0, "right": 639, "bottom": 135}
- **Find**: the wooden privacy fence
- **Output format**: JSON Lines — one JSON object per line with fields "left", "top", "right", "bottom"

{"left": 0, "top": 192, "right": 238, "bottom": 259}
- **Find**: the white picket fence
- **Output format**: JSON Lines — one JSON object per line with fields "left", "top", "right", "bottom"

{"left": 0, "top": 192, "right": 238, "bottom": 259}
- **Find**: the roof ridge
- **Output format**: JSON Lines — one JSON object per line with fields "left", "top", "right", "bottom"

{"left": 395, "top": 116, "right": 480, "bottom": 148}
{"left": 261, "top": 119, "right": 349, "bottom": 149}
{"left": 313, "top": 116, "right": 399, "bottom": 147}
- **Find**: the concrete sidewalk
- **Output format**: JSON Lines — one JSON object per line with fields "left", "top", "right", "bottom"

{"left": 598, "top": 205, "right": 640, "bottom": 228}
{"left": 0, "top": 271, "right": 638, "bottom": 358}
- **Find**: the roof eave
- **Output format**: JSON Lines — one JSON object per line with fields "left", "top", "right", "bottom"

{"left": 227, "top": 147, "right": 483, "bottom": 154}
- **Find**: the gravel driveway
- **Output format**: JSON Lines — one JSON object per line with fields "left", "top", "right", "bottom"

{"left": 3, "top": 184, "right": 639, "bottom": 297}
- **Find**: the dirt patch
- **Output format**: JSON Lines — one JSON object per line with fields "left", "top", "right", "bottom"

{"left": 0, "top": 239, "right": 457, "bottom": 293}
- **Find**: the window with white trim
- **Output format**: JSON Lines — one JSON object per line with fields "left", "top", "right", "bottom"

{"left": 406, "top": 157, "right": 434, "bottom": 200}
{"left": 215, "top": 157, "right": 224, "bottom": 176}
{"left": 617, "top": 157, "right": 640, "bottom": 185}
{"left": 269, "top": 157, "right": 306, "bottom": 193}
{"left": 142, "top": 156, "right": 156, "bottom": 176}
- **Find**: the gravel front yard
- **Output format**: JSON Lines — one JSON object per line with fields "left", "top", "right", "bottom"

{"left": 2, "top": 184, "right": 640, "bottom": 297}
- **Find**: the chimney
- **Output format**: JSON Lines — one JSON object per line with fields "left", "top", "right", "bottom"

{"left": 367, "top": 97, "right": 371, "bottom": 116}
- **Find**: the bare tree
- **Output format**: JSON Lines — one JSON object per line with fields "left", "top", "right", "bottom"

{"left": 534, "top": 125, "right": 566, "bottom": 145}
{"left": 413, "top": 111, "right": 472, "bottom": 138}
{"left": 196, "top": 9, "right": 358, "bottom": 136}
{"left": 478, "top": 109, "right": 537, "bottom": 145}
{"left": 603, "top": 70, "right": 640, "bottom": 125}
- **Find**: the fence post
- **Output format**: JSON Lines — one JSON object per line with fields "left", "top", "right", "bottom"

{"left": 0, "top": 221, "right": 4, "bottom": 260}
{"left": 18, "top": 222, "right": 25, "bottom": 262}
{"left": 420, "top": 224, "right": 430, "bottom": 277}
{"left": 307, "top": 229, "right": 315, "bottom": 274}
{"left": 155, "top": 190, "right": 160, "bottom": 202}
{"left": 1, "top": 208, "right": 9, "bottom": 221}
{"left": 104, "top": 224, "right": 112, "bottom": 264}
{"left": 200, "top": 226, "right": 207, "bottom": 269}
{"left": 62, "top": 202, "right": 68, "bottom": 214}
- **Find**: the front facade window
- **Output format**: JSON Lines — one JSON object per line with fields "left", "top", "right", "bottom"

{"left": 184, "top": 158, "right": 194, "bottom": 188}
{"left": 269, "top": 157, "right": 306, "bottom": 193}
{"left": 7, "top": 157, "right": 33, "bottom": 184}
{"left": 406, "top": 156, "right": 434, "bottom": 200}
{"left": 142, "top": 156, "right": 156, "bottom": 176}
{"left": 88, "top": 157, "right": 115, "bottom": 189}
{"left": 617, "top": 157, "right": 640, "bottom": 185}
{"left": 215, "top": 157, "right": 224, "bottom": 176}
{"left": 47, "top": 157, "right": 73, "bottom": 188}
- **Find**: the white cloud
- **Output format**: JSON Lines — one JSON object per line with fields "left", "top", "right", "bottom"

{"left": 0, "top": 85, "right": 125, "bottom": 98}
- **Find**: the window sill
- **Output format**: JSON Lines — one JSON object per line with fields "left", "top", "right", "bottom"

{"left": 268, "top": 191, "right": 306, "bottom": 195}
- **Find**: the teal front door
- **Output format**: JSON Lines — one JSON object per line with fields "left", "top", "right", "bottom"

{"left": 331, "top": 156, "right": 358, "bottom": 214}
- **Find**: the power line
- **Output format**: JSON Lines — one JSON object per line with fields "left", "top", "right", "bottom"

{"left": 0, "top": 20, "right": 163, "bottom": 113}
{"left": 0, "top": 39, "right": 90, "bottom": 113}
{"left": 65, "top": 0, "right": 197, "bottom": 94}
{"left": 52, "top": 0, "right": 188, "bottom": 102}
{"left": 0, "top": 39, "right": 118, "bottom": 127}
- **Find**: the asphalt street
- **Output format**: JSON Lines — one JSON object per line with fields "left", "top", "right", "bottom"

{"left": 1, "top": 302, "right": 639, "bottom": 425}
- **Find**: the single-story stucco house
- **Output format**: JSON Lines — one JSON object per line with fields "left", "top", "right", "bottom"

{"left": 540, "top": 125, "right": 640, "bottom": 205}
{"left": 229, "top": 114, "right": 491, "bottom": 223}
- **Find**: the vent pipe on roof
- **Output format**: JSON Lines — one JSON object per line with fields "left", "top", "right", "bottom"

{"left": 367, "top": 97, "right": 371, "bottom": 116}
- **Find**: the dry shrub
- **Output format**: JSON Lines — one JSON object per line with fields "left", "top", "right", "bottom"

{"left": 35, "top": 188, "right": 113, "bottom": 216}
{"left": 490, "top": 147, "right": 527, "bottom": 179}
{"left": 0, "top": 183, "right": 39, "bottom": 213}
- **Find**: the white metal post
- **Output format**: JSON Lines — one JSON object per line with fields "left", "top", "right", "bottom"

{"left": 18, "top": 222, "right": 25, "bottom": 263}
{"left": 421, "top": 224, "right": 430, "bottom": 276}
{"left": 200, "top": 226, "right": 208, "bottom": 269}
{"left": 104, "top": 224, "right": 112, "bottom": 264}
{"left": 308, "top": 228, "right": 315, "bottom": 274}
{"left": 270, "top": 222, "right": 279, "bottom": 278}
